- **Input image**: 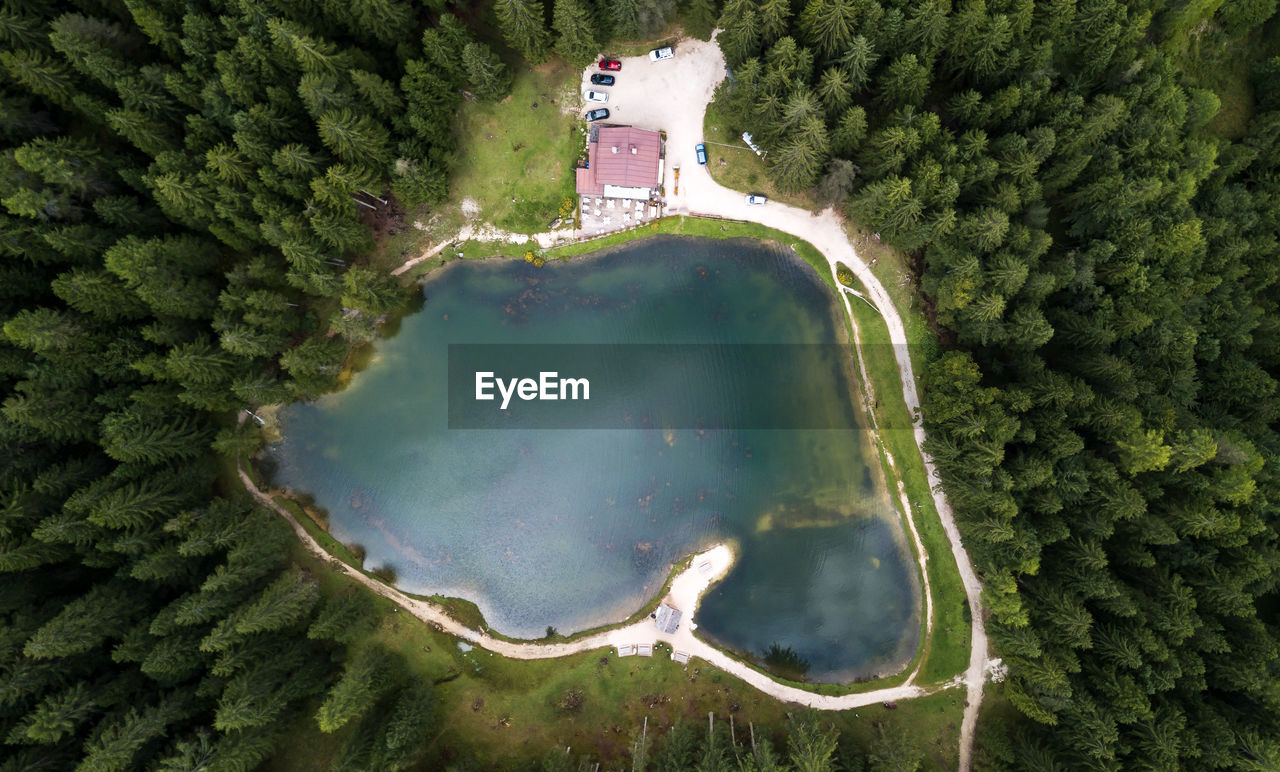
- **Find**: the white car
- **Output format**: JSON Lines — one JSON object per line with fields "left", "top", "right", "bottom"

{"left": 649, "top": 46, "right": 674, "bottom": 62}
{"left": 746, "top": 194, "right": 767, "bottom": 205}
{"left": 584, "top": 90, "right": 609, "bottom": 103}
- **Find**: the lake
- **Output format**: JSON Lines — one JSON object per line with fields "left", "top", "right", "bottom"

{"left": 266, "top": 236, "right": 920, "bottom": 682}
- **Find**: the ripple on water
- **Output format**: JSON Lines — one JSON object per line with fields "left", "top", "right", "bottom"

{"left": 268, "top": 236, "right": 920, "bottom": 683}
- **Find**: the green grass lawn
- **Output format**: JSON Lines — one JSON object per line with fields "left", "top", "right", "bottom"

{"left": 970, "top": 681, "right": 1018, "bottom": 769}
{"left": 1178, "top": 28, "right": 1259, "bottom": 139}
{"left": 365, "top": 209, "right": 468, "bottom": 277}
{"left": 599, "top": 23, "right": 685, "bottom": 57}
{"left": 450, "top": 63, "right": 581, "bottom": 232}
{"left": 702, "top": 100, "right": 820, "bottom": 211}
{"left": 845, "top": 222, "right": 939, "bottom": 367}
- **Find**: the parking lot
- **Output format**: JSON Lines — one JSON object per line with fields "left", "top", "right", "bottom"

{"left": 576, "top": 38, "right": 727, "bottom": 212}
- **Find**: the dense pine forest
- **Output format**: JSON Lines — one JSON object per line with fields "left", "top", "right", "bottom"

{"left": 2, "top": 0, "right": 1279, "bottom": 767}
{"left": 0, "top": 0, "right": 500, "bottom": 766}
{"left": 710, "top": 0, "right": 1280, "bottom": 768}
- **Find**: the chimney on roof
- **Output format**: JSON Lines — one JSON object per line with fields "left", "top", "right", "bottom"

{"left": 611, "top": 146, "right": 618, "bottom": 153}
{"left": 631, "top": 145, "right": 637, "bottom": 154}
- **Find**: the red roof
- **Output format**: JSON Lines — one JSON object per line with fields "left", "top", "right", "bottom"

{"left": 576, "top": 126, "right": 662, "bottom": 196}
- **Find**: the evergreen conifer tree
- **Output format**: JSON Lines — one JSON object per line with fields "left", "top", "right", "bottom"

{"left": 462, "top": 42, "right": 512, "bottom": 102}
{"left": 552, "top": 0, "right": 599, "bottom": 68}
{"left": 494, "top": 0, "right": 552, "bottom": 63}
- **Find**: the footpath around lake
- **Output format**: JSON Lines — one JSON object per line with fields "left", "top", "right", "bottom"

{"left": 241, "top": 467, "right": 935, "bottom": 707}
{"left": 350, "top": 33, "right": 988, "bottom": 770}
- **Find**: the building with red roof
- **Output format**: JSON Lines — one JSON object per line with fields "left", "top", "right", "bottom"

{"left": 575, "top": 125, "right": 664, "bottom": 200}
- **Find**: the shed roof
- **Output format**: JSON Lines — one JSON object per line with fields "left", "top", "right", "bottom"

{"left": 654, "top": 603, "right": 681, "bottom": 634}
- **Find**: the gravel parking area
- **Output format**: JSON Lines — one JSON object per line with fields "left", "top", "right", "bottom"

{"left": 577, "top": 38, "right": 727, "bottom": 208}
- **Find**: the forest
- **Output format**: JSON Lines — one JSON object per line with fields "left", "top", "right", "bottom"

{"left": 2, "top": 0, "right": 1278, "bottom": 768}
{"left": 708, "top": 0, "right": 1280, "bottom": 767}
{"left": 0, "top": 0, "right": 493, "bottom": 765}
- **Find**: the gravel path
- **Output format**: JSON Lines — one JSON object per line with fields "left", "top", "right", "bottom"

{"left": 390, "top": 224, "right": 565, "bottom": 276}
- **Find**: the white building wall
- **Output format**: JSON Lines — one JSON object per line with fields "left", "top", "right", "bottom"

{"left": 602, "top": 185, "right": 652, "bottom": 200}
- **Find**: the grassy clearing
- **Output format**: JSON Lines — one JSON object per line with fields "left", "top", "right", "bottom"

{"left": 599, "top": 23, "right": 686, "bottom": 57}
{"left": 367, "top": 63, "right": 583, "bottom": 276}
{"left": 401, "top": 235, "right": 525, "bottom": 279}
{"left": 266, "top": 707, "right": 349, "bottom": 772}
{"left": 846, "top": 222, "right": 939, "bottom": 365}
{"left": 451, "top": 63, "right": 582, "bottom": 232}
{"left": 702, "top": 100, "right": 820, "bottom": 211}
{"left": 419, "top": 593, "right": 488, "bottom": 633}
{"left": 269, "top": 540, "right": 963, "bottom": 770}
{"left": 1172, "top": 21, "right": 1280, "bottom": 139}
{"left": 1177, "top": 27, "right": 1258, "bottom": 139}
{"left": 365, "top": 210, "right": 466, "bottom": 277}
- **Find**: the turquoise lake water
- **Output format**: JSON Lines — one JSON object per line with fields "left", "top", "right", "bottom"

{"left": 266, "top": 236, "right": 920, "bottom": 682}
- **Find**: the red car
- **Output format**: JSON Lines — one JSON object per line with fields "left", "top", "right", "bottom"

{"left": 599, "top": 58, "right": 622, "bottom": 71}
